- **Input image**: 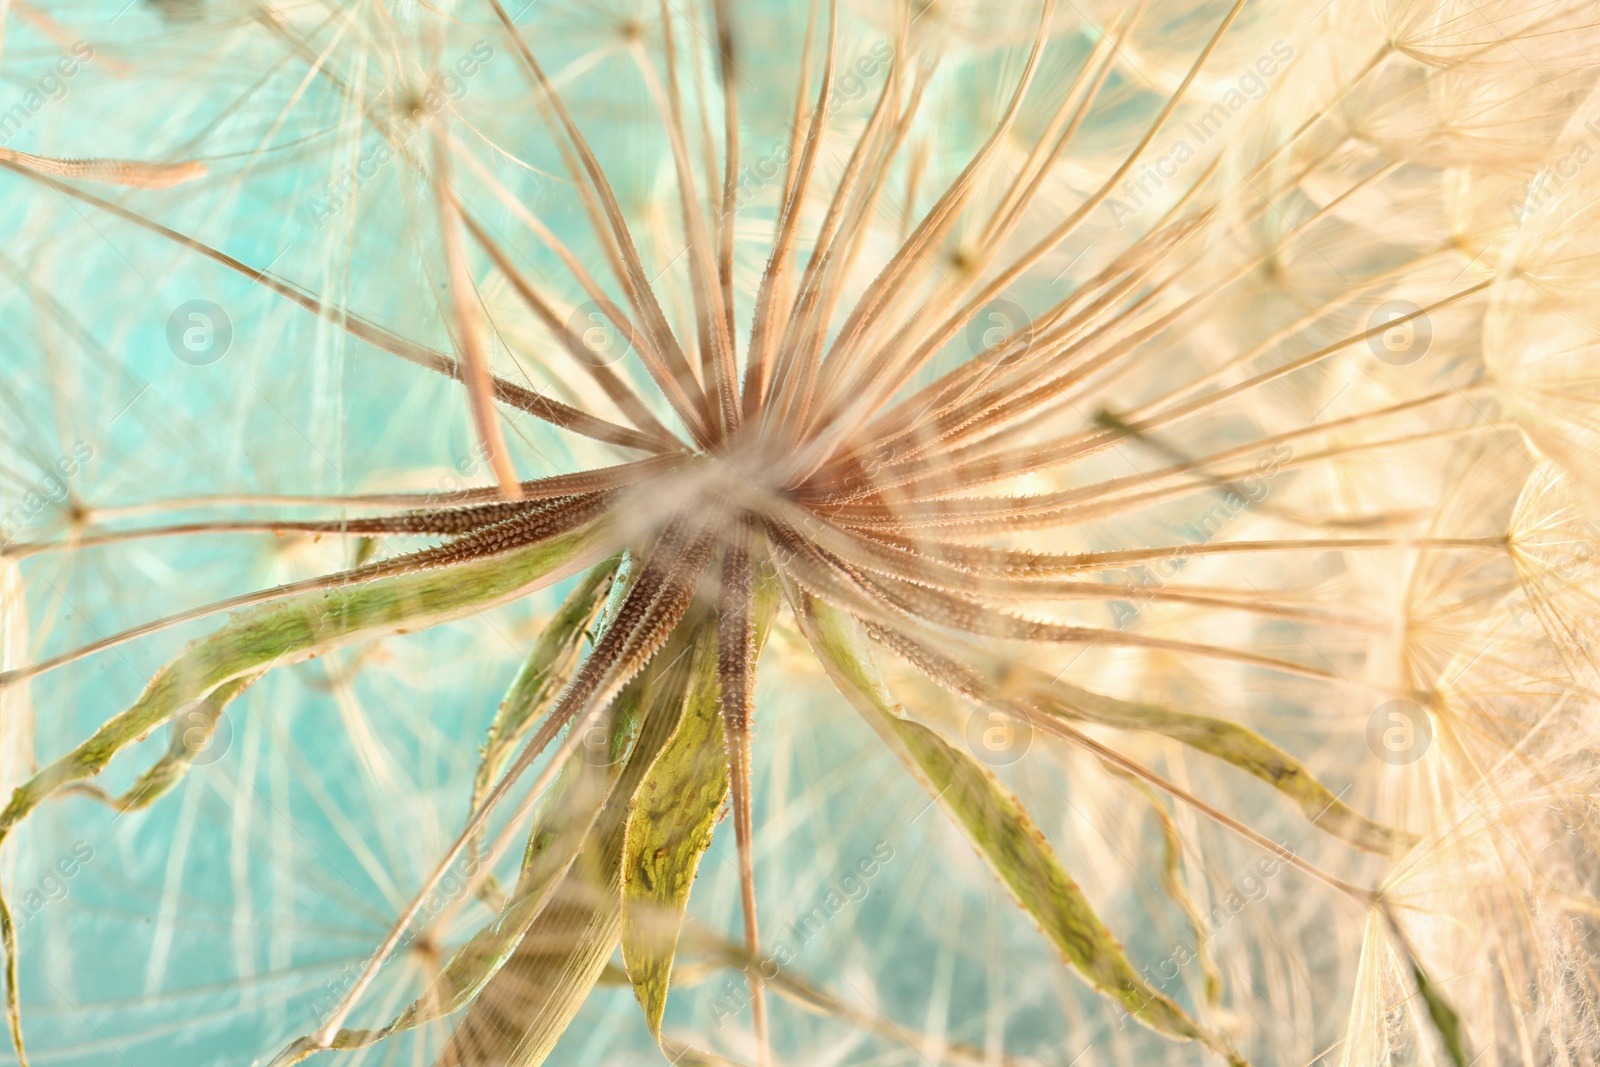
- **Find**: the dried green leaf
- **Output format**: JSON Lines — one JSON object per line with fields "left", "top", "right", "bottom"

{"left": 798, "top": 597, "right": 1244, "bottom": 1065}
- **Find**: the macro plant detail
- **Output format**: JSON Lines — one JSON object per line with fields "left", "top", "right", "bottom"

{"left": 0, "top": 0, "right": 1597, "bottom": 1064}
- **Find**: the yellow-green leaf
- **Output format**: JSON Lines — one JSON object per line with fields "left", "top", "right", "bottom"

{"left": 798, "top": 597, "right": 1244, "bottom": 1065}
{"left": 474, "top": 555, "right": 623, "bottom": 805}
{"left": 84, "top": 673, "right": 261, "bottom": 813}
{"left": 438, "top": 615, "right": 713, "bottom": 1067}
{"left": 1107, "top": 768, "right": 1223, "bottom": 1005}
{"left": 1411, "top": 961, "right": 1469, "bottom": 1067}
{"left": 0, "top": 517, "right": 611, "bottom": 1063}
{"left": 891, "top": 629, "right": 1411, "bottom": 857}
{"left": 2, "top": 518, "right": 611, "bottom": 840}
{"left": 621, "top": 575, "right": 779, "bottom": 1036}
{"left": 466, "top": 556, "right": 623, "bottom": 899}
{"left": 621, "top": 626, "right": 726, "bottom": 1037}
{"left": 297, "top": 612, "right": 694, "bottom": 1061}
{"left": 1033, "top": 679, "right": 1414, "bottom": 856}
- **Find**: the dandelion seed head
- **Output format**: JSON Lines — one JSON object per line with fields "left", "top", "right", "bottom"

{"left": 1, "top": 0, "right": 1598, "bottom": 1064}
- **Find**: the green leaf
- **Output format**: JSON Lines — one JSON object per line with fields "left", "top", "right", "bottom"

{"left": 91, "top": 673, "right": 261, "bottom": 812}
{"left": 0, "top": 518, "right": 612, "bottom": 1063}
{"left": 1411, "top": 962, "right": 1469, "bottom": 1067}
{"left": 798, "top": 597, "right": 1244, "bottom": 1065}
{"left": 1033, "top": 680, "right": 1414, "bottom": 856}
{"left": 620, "top": 575, "right": 780, "bottom": 1036}
{"left": 475, "top": 556, "right": 622, "bottom": 801}
{"left": 298, "top": 611, "right": 695, "bottom": 1060}
{"left": 1108, "top": 768, "right": 1223, "bottom": 1006}
{"left": 1, "top": 519, "right": 610, "bottom": 837}
{"left": 851, "top": 618, "right": 1407, "bottom": 857}
{"left": 466, "top": 556, "right": 623, "bottom": 898}
{"left": 620, "top": 625, "right": 726, "bottom": 1037}
{"left": 1382, "top": 910, "right": 1470, "bottom": 1067}
{"left": 437, "top": 615, "right": 714, "bottom": 1067}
